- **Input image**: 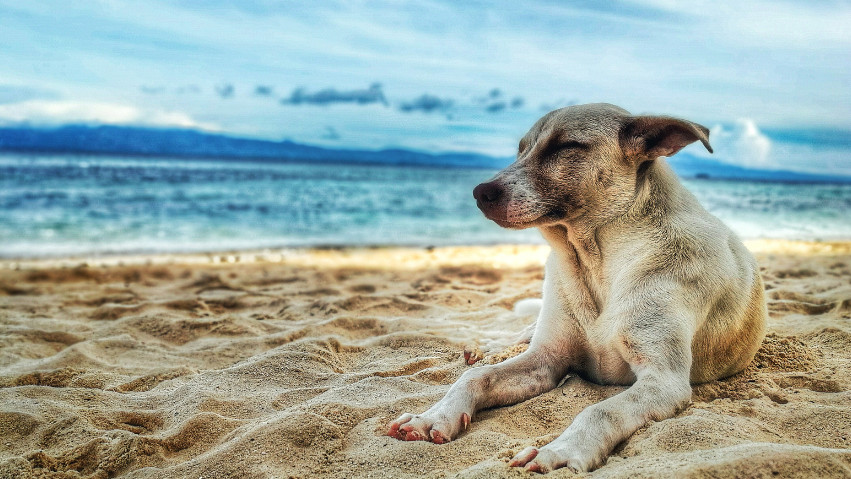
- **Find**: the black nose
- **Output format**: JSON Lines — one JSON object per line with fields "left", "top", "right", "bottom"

{"left": 473, "top": 181, "right": 504, "bottom": 204}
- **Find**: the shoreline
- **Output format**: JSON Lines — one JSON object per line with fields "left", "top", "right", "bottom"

{"left": 3, "top": 239, "right": 851, "bottom": 271}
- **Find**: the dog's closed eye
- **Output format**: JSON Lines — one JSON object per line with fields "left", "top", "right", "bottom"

{"left": 543, "top": 140, "right": 588, "bottom": 159}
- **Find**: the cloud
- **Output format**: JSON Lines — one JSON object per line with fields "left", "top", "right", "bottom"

{"left": 282, "top": 83, "right": 387, "bottom": 106}
{"left": 0, "top": 100, "right": 218, "bottom": 130}
{"left": 216, "top": 83, "right": 235, "bottom": 99}
{"left": 254, "top": 85, "right": 274, "bottom": 96}
{"left": 485, "top": 102, "right": 506, "bottom": 113}
{"left": 708, "top": 119, "right": 772, "bottom": 169}
{"left": 476, "top": 89, "right": 524, "bottom": 113}
{"left": 321, "top": 126, "right": 340, "bottom": 140}
{"left": 398, "top": 94, "right": 454, "bottom": 114}
{"left": 703, "top": 119, "right": 851, "bottom": 177}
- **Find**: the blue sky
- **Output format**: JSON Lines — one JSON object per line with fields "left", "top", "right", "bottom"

{"left": 0, "top": 0, "right": 850, "bottom": 174}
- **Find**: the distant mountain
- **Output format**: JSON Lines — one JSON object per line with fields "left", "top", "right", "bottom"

{"left": 0, "top": 124, "right": 848, "bottom": 183}
{"left": 666, "top": 153, "right": 850, "bottom": 183}
{"left": 0, "top": 124, "right": 506, "bottom": 169}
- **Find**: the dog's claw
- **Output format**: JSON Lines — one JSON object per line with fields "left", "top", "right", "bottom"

{"left": 509, "top": 447, "right": 539, "bottom": 468}
{"left": 430, "top": 430, "right": 449, "bottom": 444}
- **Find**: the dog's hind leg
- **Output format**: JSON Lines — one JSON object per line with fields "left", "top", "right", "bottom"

{"left": 463, "top": 298, "right": 541, "bottom": 365}
{"left": 463, "top": 322, "right": 535, "bottom": 365}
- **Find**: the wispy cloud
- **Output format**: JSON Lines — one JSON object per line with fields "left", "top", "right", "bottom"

{"left": 0, "top": 100, "right": 218, "bottom": 130}
{"left": 398, "top": 94, "right": 454, "bottom": 114}
{"left": 473, "top": 89, "right": 525, "bottom": 114}
{"left": 254, "top": 85, "right": 274, "bottom": 97}
{"left": 281, "top": 83, "right": 387, "bottom": 106}
{"left": 485, "top": 102, "right": 507, "bottom": 113}
{"left": 216, "top": 84, "right": 235, "bottom": 99}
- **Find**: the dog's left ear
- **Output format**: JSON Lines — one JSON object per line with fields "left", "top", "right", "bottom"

{"left": 620, "top": 116, "right": 713, "bottom": 161}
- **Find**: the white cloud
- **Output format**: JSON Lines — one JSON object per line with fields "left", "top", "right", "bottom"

{"left": 709, "top": 119, "right": 772, "bottom": 169}
{"left": 0, "top": 100, "right": 218, "bottom": 130}
{"left": 704, "top": 118, "right": 851, "bottom": 177}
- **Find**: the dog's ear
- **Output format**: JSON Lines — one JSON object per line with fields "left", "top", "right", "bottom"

{"left": 620, "top": 116, "right": 713, "bottom": 161}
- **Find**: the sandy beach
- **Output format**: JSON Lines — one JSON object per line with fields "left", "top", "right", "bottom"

{"left": 1, "top": 241, "right": 850, "bottom": 478}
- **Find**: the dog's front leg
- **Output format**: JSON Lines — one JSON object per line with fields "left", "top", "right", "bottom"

{"left": 510, "top": 319, "right": 693, "bottom": 473}
{"left": 388, "top": 345, "right": 569, "bottom": 443}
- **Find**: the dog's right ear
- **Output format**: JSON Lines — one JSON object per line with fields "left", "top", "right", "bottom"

{"left": 620, "top": 116, "right": 713, "bottom": 163}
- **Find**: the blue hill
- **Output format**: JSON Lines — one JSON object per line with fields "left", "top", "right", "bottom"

{"left": 0, "top": 124, "right": 505, "bottom": 169}
{"left": 0, "top": 124, "right": 848, "bottom": 183}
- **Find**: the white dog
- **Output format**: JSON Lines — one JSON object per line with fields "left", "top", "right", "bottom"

{"left": 388, "top": 103, "right": 767, "bottom": 473}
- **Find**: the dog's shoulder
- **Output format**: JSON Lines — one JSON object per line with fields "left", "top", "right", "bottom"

{"left": 612, "top": 161, "right": 754, "bottom": 288}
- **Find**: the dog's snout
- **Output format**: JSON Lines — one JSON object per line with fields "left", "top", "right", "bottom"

{"left": 473, "top": 181, "right": 504, "bottom": 204}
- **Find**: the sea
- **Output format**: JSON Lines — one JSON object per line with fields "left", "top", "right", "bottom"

{"left": 1, "top": 154, "right": 850, "bottom": 259}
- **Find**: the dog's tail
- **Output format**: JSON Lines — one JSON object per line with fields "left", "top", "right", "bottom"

{"left": 513, "top": 298, "right": 543, "bottom": 317}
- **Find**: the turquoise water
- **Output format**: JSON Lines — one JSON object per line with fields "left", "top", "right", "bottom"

{"left": 1, "top": 154, "right": 850, "bottom": 258}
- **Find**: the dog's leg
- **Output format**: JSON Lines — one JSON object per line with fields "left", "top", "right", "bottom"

{"left": 388, "top": 344, "right": 569, "bottom": 444}
{"left": 464, "top": 299, "right": 541, "bottom": 365}
{"left": 463, "top": 321, "right": 536, "bottom": 365}
{"left": 509, "top": 320, "right": 692, "bottom": 473}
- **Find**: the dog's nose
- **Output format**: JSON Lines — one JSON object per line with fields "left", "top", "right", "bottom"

{"left": 473, "top": 181, "right": 504, "bottom": 204}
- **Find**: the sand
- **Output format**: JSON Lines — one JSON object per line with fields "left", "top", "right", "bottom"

{"left": 0, "top": 241, "right": 849, "bottom": 478}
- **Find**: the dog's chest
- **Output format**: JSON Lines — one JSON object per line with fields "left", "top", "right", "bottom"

{"left": 551, "top": 255, "right": 637, "bottom": 384}
{"left": 550, "top": 252, "right": 609, "bottom": 325}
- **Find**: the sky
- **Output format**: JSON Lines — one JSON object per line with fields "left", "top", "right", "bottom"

{"left": 1, "top": 0, "right": 850, "bottom": 175}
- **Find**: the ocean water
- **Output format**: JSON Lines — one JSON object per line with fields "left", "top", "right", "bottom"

{"left": 1, "top": 154, "right": 850, "bottom": 258}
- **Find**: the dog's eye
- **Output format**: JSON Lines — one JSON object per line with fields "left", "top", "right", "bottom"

{"left": 545, "top": 141, "right": 587, "bottom": 158}
{"left": 557, "top": 141, "right": 587, "bottom": 151}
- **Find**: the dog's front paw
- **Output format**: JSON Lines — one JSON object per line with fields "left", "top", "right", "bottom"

{"left": 387, "top": 411, "right": 471, "bottom": 444}
{"left": 508, "top": 445, "right": 590, "bottom": 474}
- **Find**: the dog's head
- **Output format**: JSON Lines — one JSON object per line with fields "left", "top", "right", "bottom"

{"left": 473, "top": 103, "right": 713, "bottom": 229}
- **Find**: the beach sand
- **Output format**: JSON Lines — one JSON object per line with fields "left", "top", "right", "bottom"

{"left": 1, "top": 241, "right": 850, "bottom": 478}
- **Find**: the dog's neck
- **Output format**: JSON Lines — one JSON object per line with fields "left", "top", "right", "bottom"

{"left": 626, "top": 158, "right": 685, "bottom": 223}
{"left": 539, "top": 159, "right": 685, "bottom": 281}
{"left": 540, "top": 222, "right": 600, "bottom": 268}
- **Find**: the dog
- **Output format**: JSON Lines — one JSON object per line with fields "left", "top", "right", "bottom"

{"left": 387, "top": 103, "right": 767, "bottom": 473}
